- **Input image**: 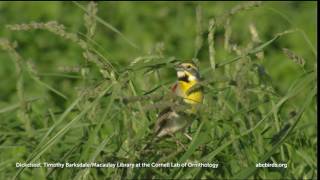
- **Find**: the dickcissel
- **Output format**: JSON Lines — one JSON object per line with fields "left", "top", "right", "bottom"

{"left": 154, "top": 61, "right": 203, "bottom": 139}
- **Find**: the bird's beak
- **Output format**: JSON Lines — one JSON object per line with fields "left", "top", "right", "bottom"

{"left": 175, "top": 64, "right": 183, "bottom": 71}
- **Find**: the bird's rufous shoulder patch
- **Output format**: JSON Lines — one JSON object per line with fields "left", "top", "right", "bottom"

{"left": 171, "top": 83, "right": 178, "bottom": 92}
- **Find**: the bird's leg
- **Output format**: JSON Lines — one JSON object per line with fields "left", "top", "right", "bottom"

{"left": 184, "top": 133, "right": 193, "bottom": 141}
{"left": 169, "top": 133, "right": 187, "bottom": 151}
{"left": 182, "top": 125, "right": 193, "bottom": 141}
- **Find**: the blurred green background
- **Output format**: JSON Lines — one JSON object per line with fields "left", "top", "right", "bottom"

{"left": 0, "top": 1, "right": 317, "bottom": 179}
{"left": 0, "top": 2, "right": 317, "bottom": 99}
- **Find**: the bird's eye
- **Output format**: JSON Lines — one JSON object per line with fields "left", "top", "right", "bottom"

{"left": 186, "top": 65, "right": 191, "bottom": 69}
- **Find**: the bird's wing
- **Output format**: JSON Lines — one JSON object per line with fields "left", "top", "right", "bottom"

{"left": 154, "top": 107, "right": 173, "bottom": 135}
{"left": 154, "top": 107, "right": 188, "bottom": 138}
{"left": 153, "top": 82, "right": 188, "bottom": 137}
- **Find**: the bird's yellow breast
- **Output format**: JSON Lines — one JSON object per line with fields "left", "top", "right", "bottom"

{"left": 178, "top": 80, "right": 203, "bottom": 104}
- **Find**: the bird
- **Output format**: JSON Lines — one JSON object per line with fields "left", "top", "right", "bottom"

{"left": 154, "top": 61, "right": 203, "bottom": 139}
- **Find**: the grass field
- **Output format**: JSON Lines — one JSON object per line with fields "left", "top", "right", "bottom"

{"left": 0, "top": 1, "right": 317, "bottom": 179}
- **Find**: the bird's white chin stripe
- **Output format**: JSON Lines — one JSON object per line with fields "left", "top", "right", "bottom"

{"left": 177, "top": 71, "right": 185, "bottom": 78}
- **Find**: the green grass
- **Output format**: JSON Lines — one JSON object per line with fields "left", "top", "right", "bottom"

{"left": 0, "top": 1, "right": 317, "bottom": 179}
